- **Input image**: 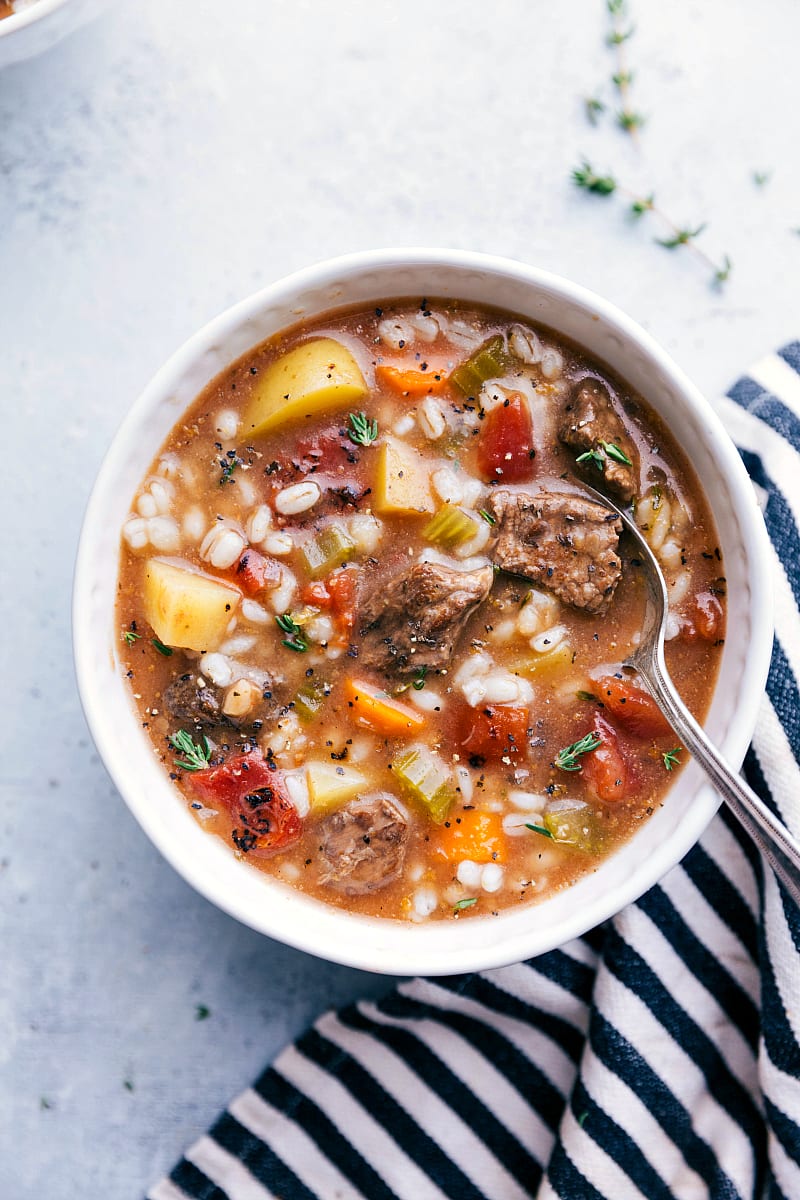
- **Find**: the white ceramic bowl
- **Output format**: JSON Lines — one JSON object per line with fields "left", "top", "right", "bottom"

{"left": 73, "top": 249, "right": 773, "bottom": 976}
{"left": 0, "top": 0, "right": 109, "bottom": 68}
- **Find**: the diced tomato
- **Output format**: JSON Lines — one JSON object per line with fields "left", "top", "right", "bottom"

{"left": 234, "top": 549, "right": 281, "bottom": 596}
{"left": 581, "top": 714, "right": 628, "bottom": 804}
{"left": 681, "top": 590, "right": 725, "bottom": 643}
{"left": 293, "top": 424, "right": 361, "bottom": 473}
{"left": 476, "top": 393, "right": 535, "bottom": 483}
{"left": 596, "top": 674, "right": 672, "bottom": 740}
{"left": 188, "top": 752, "right": 302, "bottom": 857}
{"left": 460, "top": 704, "right": 529, "bottom": 764}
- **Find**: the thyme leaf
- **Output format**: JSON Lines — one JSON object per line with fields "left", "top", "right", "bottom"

{"left": 276, "top": 612, "right": 308, "bottom": 652}
{"left": 576, "top": 447, "right": 606, "bottom": 471}
{"left": 663, "top": 746, "right": 683, "bottom": 771}
{"left": 603, "top": 441, "right": 633, "bottom": 465}
{"left": 169, "top": 730, "right": 212, "bottom": 772}
{"left": 412, "top": 666, "right": 428, "bottom": 691}
{"left": 555, "top": 732, "right": 602, "bottom": 772}
{"left": 525, "top": 823, "right": 554, "bottom": 840}
{"left": 123, "top": 630, "right": 141, "bottom": 647}
{"left": 454, "top": 897, "right": 478, "bottom": 912}
{"left": 348, "top": 411, "right": 379, "bottom": 447}
{"left": 152, "top": 638, "right": 173, "bottom": 656}
{"left": 479, "top": 508, "right": 496, "bottom": 525}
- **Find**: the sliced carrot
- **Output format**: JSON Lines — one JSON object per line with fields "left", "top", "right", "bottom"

{"left": 435, "top": 810, "right": 506, "bottom": 864}
{"left": 375, "top": 364, "right": 449, "bottom": 397}
{"left": 343, "top": 678, "right": 425, "bottom": 737}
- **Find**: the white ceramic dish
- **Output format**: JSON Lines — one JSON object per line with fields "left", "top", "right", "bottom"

{"left": 0, "top": 0, "right": 108, "bottom": 68}
{"left": 73, "top": 248, "right": 773, "bottom": 976}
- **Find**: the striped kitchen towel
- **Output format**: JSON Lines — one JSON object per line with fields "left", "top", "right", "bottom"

{"left": 149, "top": 345, "right": 800, "bottom": 1200}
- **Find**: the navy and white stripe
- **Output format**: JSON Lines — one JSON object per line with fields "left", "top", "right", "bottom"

{"left": 149, "top": 345, "right": 800, "bottom": 1200}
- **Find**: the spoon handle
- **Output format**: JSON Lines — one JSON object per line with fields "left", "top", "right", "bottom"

{"left": 641, "top": 659, "right": 800, "bottom": 907}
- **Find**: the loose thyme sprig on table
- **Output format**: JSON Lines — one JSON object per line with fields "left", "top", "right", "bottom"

{"left": 606, "top": 0, "right": 644, "bottom": 137}
{"left": 572, "top": 160, "right": 732, "bottom": 288}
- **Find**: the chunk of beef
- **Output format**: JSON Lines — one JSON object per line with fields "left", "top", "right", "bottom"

{"left": 319, "top": 793, "right": 409, "bottom": 895}
{"left": 487, "top": 488, "right": 622, "bottom": 614}
{"left": 359, "top": 561, "right": 494, "bottom": 674}
{"left": 559, "top": 378, "right": 639, "bottom": 503}
{"left": 164, "top": 675, "right": 229, "bottom": 729}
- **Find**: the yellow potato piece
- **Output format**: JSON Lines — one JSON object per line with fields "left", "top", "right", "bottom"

{"left": 143, "top": 558, "right": 241, "bottom": 652}
{"left": 374, "top": 437, "right": 435, "bottom": 516}
{"left": 306, "top": 760, "right": 368, "bottom": 813}
{"left": 241, "top": 338, "right": 367, "bottom": 437}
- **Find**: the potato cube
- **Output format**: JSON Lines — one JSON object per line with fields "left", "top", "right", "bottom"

{"left": 143, "top": 558, "right": 240, "bottom": 652}
{"left": 241, "top": 338, "right": 367, "bottom": 438}
{"left": 374, "top": 437, "right": 435, "bottom": 516}
{"left": 306, "top": 760, "right": 368, "bottom": 813}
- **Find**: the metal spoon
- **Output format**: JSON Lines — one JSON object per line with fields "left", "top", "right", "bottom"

{"left": 585, "top": 483, "right": 800, "bottom": 904}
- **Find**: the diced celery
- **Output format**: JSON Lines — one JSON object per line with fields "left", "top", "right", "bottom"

{"left": 423, "top": 504, "right": 480, "bottom": 549}
{"left": 294, "top": 679, "right": 329, "bottom": 723}
{"left": 392, "top": 745, "right": 454, "bottom": 824}
{"left": 450, "top": 335, "right": 508, "bottom": 397}
{"left": 543, "top": 798, "right": 603, "bottom": 853}
{"left": 302, "top": 523, "right": 356, "bottom": 578}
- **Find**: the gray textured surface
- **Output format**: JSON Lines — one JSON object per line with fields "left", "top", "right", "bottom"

{"left": 1, "top": 1, "right": 798, "bottom": 1195}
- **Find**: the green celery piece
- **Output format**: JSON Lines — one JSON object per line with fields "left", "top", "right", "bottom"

{"left": 294, "top": 679, "right": 328, "bottom": 723}
{"left": 302, "top": 523, "right": 356, "bottom": 579}
{"left": 450, "top": 335, "right": 507, "bottom": 398}
{"left": 392, "top": 746, "right": 454, "bottom": 824}
{"left": 543, "top": 798, "right": 603, "bottom": 853}
{"left": 423, "top": 504, "right": 479, "bottom": 549}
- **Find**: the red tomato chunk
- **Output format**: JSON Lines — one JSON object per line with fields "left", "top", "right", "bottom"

{"left": 234, "top": 549, "right": 281, "bottom": 596}
{"left": 582, "top": 714, "right": 628, "bottom": 803}
{"left": 189, "top": 752, "right": 302, "bottom": 857}
{"left": 682, "top": 590, "right": 725, "bottom": 643}
{"left": 460, "top": 704, "right": 529, "bottom": 763}
{"left": 596, "top": 675, "right": 672, "bottom": 740}
{"left": 477, "top": 393, "right": 535, "bottom": 483}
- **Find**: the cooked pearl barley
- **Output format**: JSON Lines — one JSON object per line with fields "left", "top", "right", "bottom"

{"left": 509, "top": 324, "right": 543, "bottom": 365}
{"left": 182, "top": 505, "right": 206, "bottom": 541}
{"left": 409, "top": 687, "right": 443, "bottom": 712}
{"left": 270, "top": 566, "right": 297, "bottom": 613}
{"left": 456, "top": 860, "right": 482, "bottom": 888}
{"left": 393, "top": 414, "right": 415, "bottom": 436}
{"left": 275, "top": 481, "right": 321, "bottom": 515}
{"left": 418, "top": 396, "right": 446, "bottom": 439}
{"left": 454, "top": 518, "right": 491, "bottom": 559}
{"left": 278, "top": 862, "right": 301, "bottom": 882}
{"left": 263, "top": 531, "right": 293, "bottom": 556}
{"left": 222, "top": 678, "right": 262, "bottom": 718}
{"left": 408, "top": 312, "right": 440, "bottom": 342}
{"left": 122, "top": 516, "right": 148, "bottom": 551}
{"left": 307, "top": 614, "right": 335, "bottom": 645}
{"left": 669, "top": 569, "right": 692, "bottom": 607}
{"left": 148, "top": 516, "right": 181, "bottom": 552}
{"left": 219, "top": 634, "right": 257, "bottom": 656}
{"left": 200, "top": 524, "right": 245, "bottom": 569}
{"left": 378, "top": 317, "right": 413, "bottom": 349}
{"left": 540, "top": 348, "right": 564, "bottom": 380}
{"left": 659, "top": 538, "right": 683, "bottom": 571}
{"left": 412, "top": 887, "right": 438, "bottom": 919}
{"left": 284, "top": 770, "right": 310, "bottom": 818}
{"left": 503, "top": 811, "right": 542, "bottom": 836}
{"left": 432, "top": 466, "right": 465, "bottom": 505}
{"left": 136, "top": 492, "right": 157, "bottom": 518}
{"left": 246, "top": 504, "right": 273, "bottom": 545}
{"left": 481, "top": 863, "right": 504, "bottom": 893}
{"left": 158, "top": 453, "right": 182, "bottom": 479}
{"left": 199, "top": 653, "right": 234, "bottom": 687}
{"left": 531, "top": 624, "right": 568, "bottom": 654}
{"left": 508, "top": 789, "right": 548, "bottom": 811}
{"left": 235, "top": 473, "right": 256, "bottom": 507}
{"left": 214, "top": 409, "right": 239, "bottom": 440}
{"left": 665, "top": 613, "right": 682, "bottom": 641}
{"left": 349, "top": 514, "right": 382, "bottom": 553}
{"left": 241, "top": 599, "right": 270, "bottom": 625}
{"left": 455, "top": 765, "right": 474, "bottom": 804}
{"left": 517, "top": 589, "right": 559, "bottom": 637}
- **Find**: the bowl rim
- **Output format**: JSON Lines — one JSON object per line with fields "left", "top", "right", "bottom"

{"left": 73, "top": 247, "right": 774, "bottom": 974}
{"left": 0, "top": 0, "right": 74, "bottom": 37}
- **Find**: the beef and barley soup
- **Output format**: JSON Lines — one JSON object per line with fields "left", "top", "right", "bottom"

{"left": 117, "top": 300, "right": 725, "bottom": 921}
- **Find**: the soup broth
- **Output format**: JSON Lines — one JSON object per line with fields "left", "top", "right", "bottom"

{"left": 117, "top": 299, "right": 725, "bottom": 922}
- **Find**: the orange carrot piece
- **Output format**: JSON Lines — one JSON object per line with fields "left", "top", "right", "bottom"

{"left": 435, "top": 810, "right": 506, "bottom": 864}
{"left": 375, "top": 364, "right": 448, "bottom": 397}
{"left": 343, "top": 678, "right": 425, "bottom": 737}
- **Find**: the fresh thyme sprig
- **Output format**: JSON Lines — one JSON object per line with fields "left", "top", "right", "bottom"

{"left": 348, "top": 411, "right": 378, "bottom": 447}
{"left": 412, "top": 666, "right": 428, "bottom": 691}
{"left": 275, "top": 612, "right": 308, "bottom": 652}
{"left": 555, "top": 732, "right": 602, "bottom": 772}
{"left": 572, "top": 160, "right": 733, "bottom": 287}
{"left": 169, "top": 730, "right": 212, "bottom": 772}
{"left": 663, "top": 746, "right": 683, "bottom": 771}
{"left": 576, "top": 441, "right": 632, "bottom": 472}
{"left": 218, "top": 449, "right": 241, "bottom": 486}
{"left": 606, "top": 0, "right": 644, "bottom": 138}
{"left": 123, "top": 628, "right": 141, "bottom": 647}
